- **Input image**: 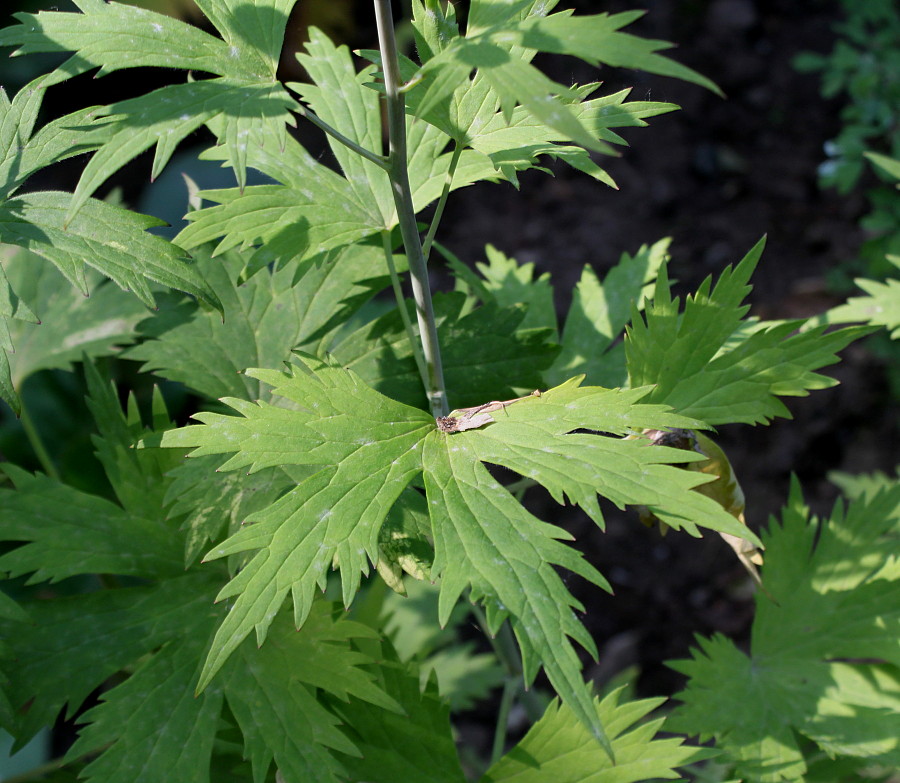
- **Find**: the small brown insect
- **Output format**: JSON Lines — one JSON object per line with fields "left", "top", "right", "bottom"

{"left": 436, "top": 390, "right": 541, "bottom": 433}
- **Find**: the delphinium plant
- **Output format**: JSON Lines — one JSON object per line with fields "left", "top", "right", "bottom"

{"left": 0, "top": 1, "right": 897, "bottom": 781}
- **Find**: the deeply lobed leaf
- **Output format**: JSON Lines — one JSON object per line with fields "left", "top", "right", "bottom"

{"left": 125, "top": 244, "right": 400, "bottom": 401}
{"left": 626, "top": 238, "right": 872, "bottom": 425}
{"left": 481, "top": 688, "right": 711, "bottom": 783}
{"left": 671, "top": 478, "right": 900, "bottom": 779}
{"left": 161, "top": 356, "right": 433, "bottom": 690}
{"left": 1, "top": 573, "right": 221, "bottom": 746}
{"left": 0, "top": 191, "right": 220, "bottom": 310}
{"left": 0, "top": 465, "right": 183, "bottom": 584}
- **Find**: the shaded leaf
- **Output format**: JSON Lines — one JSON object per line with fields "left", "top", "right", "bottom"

{"left": 333, "top": 293, "right": 559, "bottom": 410}
{"left": 331, "top": 647, "right": 467, "bottom": 783}
{"left": 0, "top": 246, "right": 147, "bottom": 414}
{"left": 83, "top": 360, "right": 182, "bottom": 518}
{"left": 66, "top": 628, "right": 224, "bottom": 783}
{"left": 0, "top": 464, "right": 183, "bottom": 583}
{"left": 474, "top": 244, "right": 556, "bottom": 334}
{"left": 1, "top": 572, "right": 220, "bottom": 744}
{"left": 222, "top": 605, "right": 396, "bottom": 783}
{"left": 165, "top": 454, "right": 294, "bottom": 567}
{"left": 548, "top": 237, "right": 667, "bottom": 387}
{"left": 125, "top": 244, "right": 400, "bottom": 401}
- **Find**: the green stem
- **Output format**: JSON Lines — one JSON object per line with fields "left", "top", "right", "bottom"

{"left": 474, "top": 603, "right": 546, "bottom": 723}
{"left": 295, "top": 104, "right": 389, "bottom": 170}
{"left": 381, "top": 230, "right": 429, "bottom": 390}
{"left": 422, "top": 142, "right": 462, "bottom": 263}
{"left": 374, "top": 0, "right": 449, "bottom": 418}
{"left": 505, "top": 476, "right": 536, "bottom": 499}
{"left": 491, "top": 678, "right": 519, "bottom": 765}
{"left": 19, "top": 400, "right": 60, "bottom": 481}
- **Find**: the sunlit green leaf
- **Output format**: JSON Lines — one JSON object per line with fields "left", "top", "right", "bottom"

{"left": 481, "top": 688, "right": 710, "bottom": 783}
{"left": 671, "top": 479, "right": 900, "bottom": 780}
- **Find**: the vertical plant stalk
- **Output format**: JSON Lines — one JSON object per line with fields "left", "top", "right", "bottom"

{"left": 19, "top": 401, "right": 60, "bottom": 481}
{"left": 374, "top": 0, "right": 449, "bottom": 417}
{"left": 381, "top": 230, "right": 429, "bottom": 388}
{"left": 491, "top": 678, "right": 519, "bottom": 765}
{"left": 472, "top": 602, "right": 546, "bottom": 764}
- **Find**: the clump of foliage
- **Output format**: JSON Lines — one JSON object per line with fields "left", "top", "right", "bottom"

{"left": 794, "top": 0, "right": 900, "bottom": 283}
{"left": 0, "top": 1, "right": 897, "bottom": 782}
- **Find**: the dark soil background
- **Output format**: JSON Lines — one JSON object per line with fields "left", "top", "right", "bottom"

{"left": 2, "top": 0, "right": 898, "bottom": 763}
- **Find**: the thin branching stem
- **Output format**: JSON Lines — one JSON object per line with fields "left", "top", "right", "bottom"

{"left": 471, "top": 603, "right": 546, "bottom": 724}
{"left": 491, "top": 678, "right": 519, "bottom": 766}
{"left": 374, "top": 0, "right": 449, "bottom": 417}
{"left": 422, "top": 142, "right": 462, "bottom": 263}
{"left": 381, "top": 230, "right": 429, "bottom": 389}
{"left": 19, "top": 401, "right": 60, "bottom": 481}
{"left": 295, "top": 104, "right": 390, "bottom": 170}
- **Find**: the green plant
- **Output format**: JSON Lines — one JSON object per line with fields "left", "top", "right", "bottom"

{"left": 794, "top": 0, "right": 900, "bottom": 284}
{"left": 0, "top": 1, "right": 897, "bottom": 781}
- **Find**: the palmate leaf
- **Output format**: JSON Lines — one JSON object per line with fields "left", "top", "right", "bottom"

{"left": 626, "top": 238, "right": 872, "bottom": 425}
{"left": 222, "top": 605, "right": 398, "bottom": 783}
{"left": 547, "top": 238, "right": 668, "bottom": 388}
{"left": 125, "top": 243, "right": 399, "bottom": 401}
{"left": 412, "top": 7, "right": 718, "bottom": 153}
{"left": 670, "top": 479, "right": 900, "bottom": 781}
{"left": 0, "top": 192, "right": 219, "bottom": 309}
{"left": 332, "top": 292, "right": 559, "bottom": 410}
{"left": 65, "top": 625, "right": 225, "bottom": 783}
{"left": 371, "top": 38, "right": 679, "bottom": 186}
{"left": 330, "top": 645, "right": 467, "bottom": 783}
{"left": 159, "top": 356, "right": 434, "bottom": 691}
{"left": 480, "top": 688, "right": 709, "bottom": 783}
{"left": 0, "top": 0, "right": 299, "bottom": 216}
{"left": 161, "top": 357, "right": 762, "bottom": 750}
{"left": 0, "top": 572, "right": 220, "bottom": 745}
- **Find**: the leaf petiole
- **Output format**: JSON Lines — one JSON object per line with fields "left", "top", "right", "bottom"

{"left": 295, "top": 103, "right": 390, "bottom": 171}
